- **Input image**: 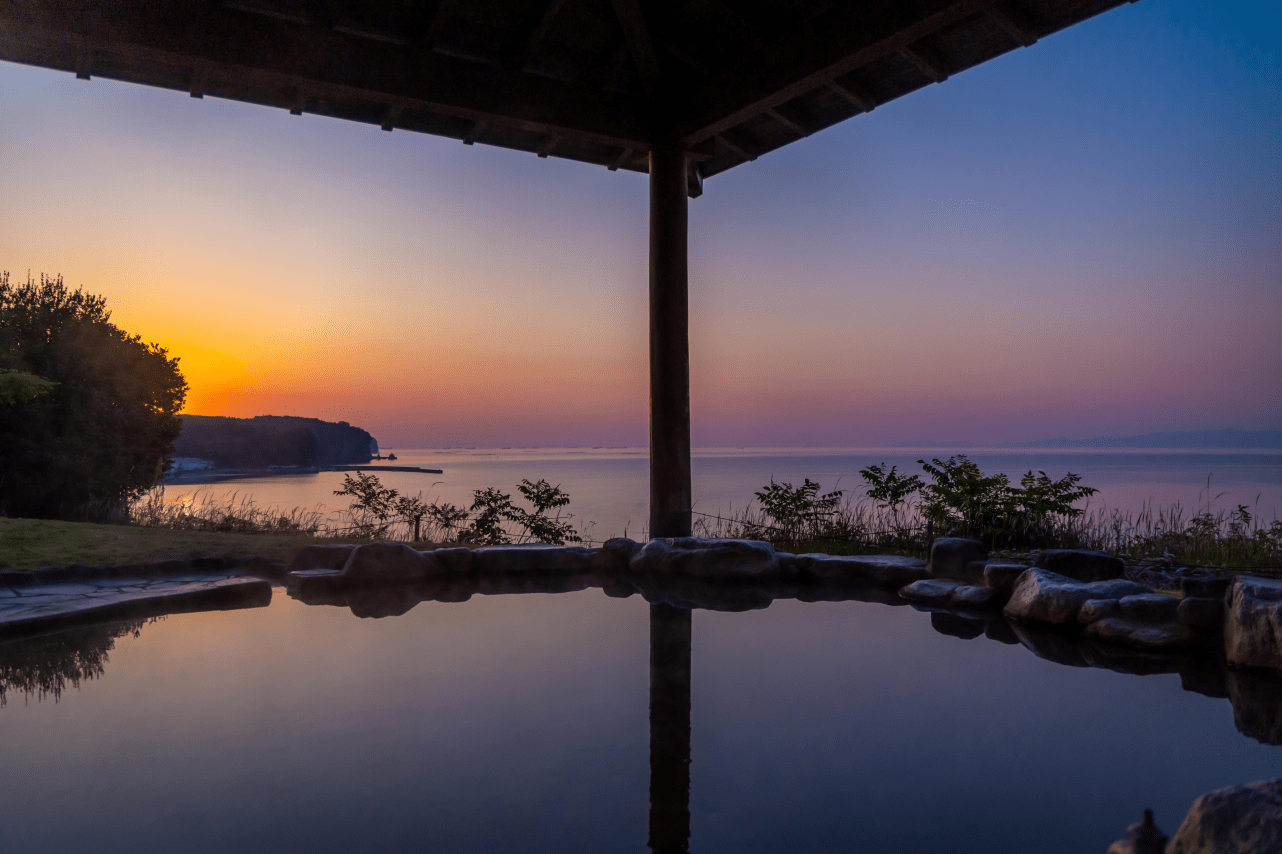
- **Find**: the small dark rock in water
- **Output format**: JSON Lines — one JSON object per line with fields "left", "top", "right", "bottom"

{"left": 929, "top": 537, "right": 988, "bottom": 579}
{"left": 1107, "top": 808, "right": 1167, "bottom": 854}
{"left": 1032, "top": 549, "right": 1125, "bottom": 582}
{"left": 1165, "top": 778, "right": 1282, "bottom": 854}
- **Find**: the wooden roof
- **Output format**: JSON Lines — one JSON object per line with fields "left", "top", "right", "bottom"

{"left": 0, "top": 0, "right": 1132, "bottom": 195}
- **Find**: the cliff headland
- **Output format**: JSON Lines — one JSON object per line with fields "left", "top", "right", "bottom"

{"left": 169, "top": 415, "right": 378, "bottom": 478}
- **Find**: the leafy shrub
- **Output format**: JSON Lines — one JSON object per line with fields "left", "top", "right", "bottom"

{"left": 910, "top": 456, "right": 1097, "bottom": 545}
{"left": 917, "top": 456, "right": 1014, "bottom": 537}
{"left": 754, "top": 478, "right": 844, "bottom": 543}
{"left": 857, "top": 463, "right": 922, "bottom": 510}
{"left": 464, "top": 486, "right": 518, "bottom": 545}
{"left": 334, "top": 474, "right": 580, "bottom": 545}
{"left": 701, "top": 457, "right": 1103, "bottom": 554}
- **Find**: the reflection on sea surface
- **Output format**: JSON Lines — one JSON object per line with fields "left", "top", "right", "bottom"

{"left": 1, "top": 583, "right": 1280, "bottom": 853}
{"left": 0, "top": 618, "right": 155, "bottom": 706}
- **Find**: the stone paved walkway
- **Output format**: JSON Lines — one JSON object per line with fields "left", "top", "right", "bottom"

{"left": 0, "top": 573, "right": 273, "bottom": 639}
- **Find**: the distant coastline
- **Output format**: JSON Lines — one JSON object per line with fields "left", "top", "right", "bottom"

{"left": 164, "top": 463, "right": 442, "bottom": 485}
{"left": 888, "top": 429, "right": 1282, "bottom": 451}
{"left": 163, "top": 415, "right": 381, "bottom": 483}
{"left": 997, "top": 429, "right": 1282, "bottom": 451}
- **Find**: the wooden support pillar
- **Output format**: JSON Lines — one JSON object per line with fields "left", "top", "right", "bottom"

{"left": 649, "top": 143, "right": 692, "bottom": 539}
{"left": 649, "top": 603, "right": 692, "bottom": 854}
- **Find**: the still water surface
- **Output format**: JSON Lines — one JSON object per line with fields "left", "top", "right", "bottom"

{"left": 2, "top": 587, "right": 1279, "bottom": 853}
{"left": 167, "top": 447, "right": 1282, "bottom": 540}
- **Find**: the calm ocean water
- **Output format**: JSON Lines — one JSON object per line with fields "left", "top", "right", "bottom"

{"left": 166, "top": 447, "right": 1282, "bottom": 541}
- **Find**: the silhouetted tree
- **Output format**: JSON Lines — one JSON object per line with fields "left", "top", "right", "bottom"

{"left": 0, "top": 272, "right": 187, "bottom": 519}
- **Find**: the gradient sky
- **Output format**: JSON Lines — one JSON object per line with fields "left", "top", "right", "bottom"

{"left": 2, "top": 0, "right": 1279, "bottom": 448}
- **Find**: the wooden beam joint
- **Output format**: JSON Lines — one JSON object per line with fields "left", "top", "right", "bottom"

{"left": 985, "top": 3, "right": 1040, "bottom": 47}
{"left": 825, "top": 79, "right": 875, "bottom": 113}
{"left": 462, "top": 118, "right": 486, "bottom": 144}
{"left": 75, "top": 42, "right": 92, "bottom": 79}
{"left": 609, "top": 0, "right": 661, "bottom": 93}
{"left": 607, "top": 147, "right": 634, "bottom": 171}
{"left": 381, "top": 103, "right": 402, "bottom": 131}
{"left": 900, "top": 44, "right": 948, "bottom": 83}
{"left": 765, "top": 107, "right": 807, "bottom": 136}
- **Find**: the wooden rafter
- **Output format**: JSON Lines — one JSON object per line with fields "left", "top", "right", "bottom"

{"left": 986, "top": 2, "right": 1041, "bottom": 46}
{"left": 0, "top": 0, "right": 1136, "bottom": 182}
{"left": 506, "top": 0, "right": 569, "bottom": 68}
{"left": 608, "top": 0, "right": 662, "bottom": 93}
{"left": 900, "top": 42, "right": 950, "bottom": 83}
{"left": 676, "top": 0, "right": 994, "bottom": 146}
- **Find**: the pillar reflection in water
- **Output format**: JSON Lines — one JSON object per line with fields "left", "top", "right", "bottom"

{"left": 649, "top": 603, "right": 692, "bottom": 854}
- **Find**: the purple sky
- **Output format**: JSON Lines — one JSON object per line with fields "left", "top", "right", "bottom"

{"left": 1, "top": 0, "right": 1279, "bottom": 447}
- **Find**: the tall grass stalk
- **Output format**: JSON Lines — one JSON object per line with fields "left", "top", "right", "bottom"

{"left": 128, "top": 487, "right": 326, "bottom": 535}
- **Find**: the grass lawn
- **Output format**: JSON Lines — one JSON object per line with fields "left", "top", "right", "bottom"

{"left": 0, "top": 517, "right": 374, "bottom": 570}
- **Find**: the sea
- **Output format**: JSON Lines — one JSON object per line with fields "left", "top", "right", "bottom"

{"left": 162, "top": 447, "right": 1282, "bottom": 541}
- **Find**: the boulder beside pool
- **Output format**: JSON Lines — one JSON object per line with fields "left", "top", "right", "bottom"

{"left": 1224, "top": 575, "right": 1282, "bottom": 672}
{"left": 899, "top": 578, "right": 1002, "bottom": 609}
{"left": 287, "top": 544, "right": 356, "bottom": 574}
{"left": 1031, "top": 548, "right": 1125, "bottom": 582}
{"left": 630, "top": 538, "right": 779, "bottom": 580}
{"left": 898, "top": 578, "right": 963, "bottom": 606}
{"left": 339, "top": 542, "right": 437, "bottom": 586}
{"left": 797, "top": 554, "right": 929, "bottom": 587}
{"left": 929, "top": 537, "right": 987, "bottom": 580}
{"left": 1164, "top": 778, "right": 1282, "bottom": 854}
{"left": 1003, "top": 568, "right": 1146, "bottom": 626}
{"left": 983, "top": 563, "right": 1029, "bottom": 593}
{"left": 471, "top": 544, "right": 597, "bottom": 574}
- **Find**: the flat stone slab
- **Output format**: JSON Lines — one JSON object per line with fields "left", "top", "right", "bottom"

{"left": 797, "top": 554, "right": 929, "bottom": 587}
{"left": 0, "top": 573, "right": 272, "bottom": 639}
{"left": 899, "top": 578, "right": 964, "bottom": 605}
